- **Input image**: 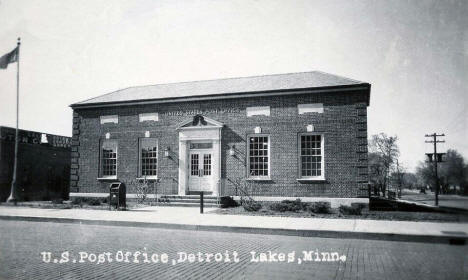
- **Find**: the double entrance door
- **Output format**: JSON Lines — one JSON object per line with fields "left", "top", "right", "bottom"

{"left": 188, "top": 142, "right": 213, "bottom": 192}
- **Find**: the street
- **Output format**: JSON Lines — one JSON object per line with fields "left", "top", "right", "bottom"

{"left": 0, "top": 220, "right": 466, "bottom": 279}
{"left": 401, "top": 190, "right": 468, "bottom": 211}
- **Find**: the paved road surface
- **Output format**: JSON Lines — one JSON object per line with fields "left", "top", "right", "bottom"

{"left": 0, "top": 220, "right": 466, "bottom": 279}
{"left": 401, "top": 192, "right": 468, "bottom": 210}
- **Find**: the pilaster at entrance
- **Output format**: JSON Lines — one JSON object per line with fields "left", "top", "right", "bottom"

{"left": 176, "top": 115, "right": 223, "bottom": 196}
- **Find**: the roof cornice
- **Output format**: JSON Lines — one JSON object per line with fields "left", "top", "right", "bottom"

{"left": 71, "top": 84, "right": 370, "bottom": 109}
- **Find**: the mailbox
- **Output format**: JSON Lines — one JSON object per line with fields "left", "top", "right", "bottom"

{"left": 109, "top": 182, "right": 126, "bottom": 210}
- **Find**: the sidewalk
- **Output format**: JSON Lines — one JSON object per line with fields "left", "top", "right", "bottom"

{"left": 0, "top": 206, "right": 467, "bottom": 244}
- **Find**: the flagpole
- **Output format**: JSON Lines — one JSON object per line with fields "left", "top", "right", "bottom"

{"left": 7, "top": 37, "right": 20, "bottom": 204}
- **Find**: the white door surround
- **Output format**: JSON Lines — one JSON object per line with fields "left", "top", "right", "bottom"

{"left": 176, "top": 115, "right": 223, "bottom": 196}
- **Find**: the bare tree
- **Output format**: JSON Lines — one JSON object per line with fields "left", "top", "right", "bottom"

{"left": 440, "top": 149, "right": 467, "bottom": 194}
{"left": 401, "top": 172, "right": 418, "bottom": 189}
{"left": 416, "top": 149, "right": 467, "bottom": 194}
{"left": 368, "top": 133, "right": 400, "bottom": 196}
{"left": 368, "top": 152, "right": 385, "bottom": 195}
{"left": 416, "top": 161, "right": 433, "bottom": 191}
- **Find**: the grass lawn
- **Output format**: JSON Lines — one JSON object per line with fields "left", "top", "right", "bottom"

{"left": 211, "top": 206, "right": 468, "bottom": 223}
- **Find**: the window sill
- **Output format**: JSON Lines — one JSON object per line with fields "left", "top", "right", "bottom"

{"left": 246, "top": 177, "right": 272, "bottom": 181}
{"left": 296, "top": 178, "right": 327, "bottom": 183}
{"left": 97, "top": 177, "right": 118, "bottom": 181}
{"left": 136, "top": 177, "right": 159, "bottom": 181}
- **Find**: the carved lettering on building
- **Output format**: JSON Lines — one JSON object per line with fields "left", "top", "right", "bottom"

{"left": 163, "top": 108, "right": 240, "bottom": 116}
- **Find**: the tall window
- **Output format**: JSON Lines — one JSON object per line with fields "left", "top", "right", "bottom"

{"left": 203, "top": 154, "right": 212, "bottom": 176}
{"left": 248, "top": 135, "right": 270, "bottom": 178}
{"left": 100, "top": 140, "right": 117, "bottom": 178}
{"left": 299, "top": 134, "right": 324, "bottom": 179}
{"left": 139, "top": 138, "right": 158, "bottom": 178}
{"left": 191, "top": 154, "right": 199, "bottom": 176}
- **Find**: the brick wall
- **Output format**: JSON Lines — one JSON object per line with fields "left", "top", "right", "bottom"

{"left": 0, "top": 127, "right": 71, "bottom": 201}
{"left": 71, "top": 89, "right": 369, "bottom": 198}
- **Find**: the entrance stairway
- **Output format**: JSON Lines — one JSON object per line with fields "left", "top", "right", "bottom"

{"left": 155, "top": 195, "right": 220, "bottom": 208}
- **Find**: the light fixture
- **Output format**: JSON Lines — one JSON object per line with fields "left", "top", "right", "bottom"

{"left": 164, "top": 147, "right": 170, "bottom": 158}
{"left": 229, "top": 145, "right": 235, "bottom": 156}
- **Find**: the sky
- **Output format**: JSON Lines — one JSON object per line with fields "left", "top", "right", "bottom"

{"left": 0, "top": 0, "right": 467, "bottom": 172}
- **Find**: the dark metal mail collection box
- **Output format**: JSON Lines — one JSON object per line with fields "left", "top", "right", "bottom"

{"left": 109, "top": 182, "right": 126, "bottom": 210}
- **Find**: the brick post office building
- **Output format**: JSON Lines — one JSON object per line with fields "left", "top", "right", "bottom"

{"left": 70, "top": 71, "right": 370, "bottom": 199}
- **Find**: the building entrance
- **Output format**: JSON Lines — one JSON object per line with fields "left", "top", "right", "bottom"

{"left": 176, "top": 115, "right": 223, "bottom": 196}
{"left": 188, "top": 142, "right": 213, "bottom": 192}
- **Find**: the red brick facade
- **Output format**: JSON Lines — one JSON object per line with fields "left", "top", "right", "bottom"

{"left": 71, "top": 89, "right": 369, "bottom": 198}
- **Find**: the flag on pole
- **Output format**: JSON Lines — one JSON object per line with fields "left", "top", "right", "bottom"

{"left": 0, "top": 47, "right": 19, "bottom": 69}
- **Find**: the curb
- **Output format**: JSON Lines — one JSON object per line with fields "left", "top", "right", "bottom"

{"left": 0, "top": 215, "right": 466, "bottom": 245}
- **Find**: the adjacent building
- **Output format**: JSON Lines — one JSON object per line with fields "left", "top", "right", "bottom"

{"left": 0, "top": 126, "right": 71, "bottom": 201}
{"left": 70, "top": 71, "right": 370, "bottom": 198}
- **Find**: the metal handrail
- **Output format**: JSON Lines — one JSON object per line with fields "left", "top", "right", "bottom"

{"left": 132, "top": 176, "right": 162, "bottom": 205}
{"left": 232, "top": 177, "right": 255, "bottom": 204}
{"left": 217, "top": 179, "right": 225, "bottom": 205}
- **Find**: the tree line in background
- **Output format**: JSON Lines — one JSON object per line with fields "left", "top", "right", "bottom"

{"left": 368, "top": 133, "right": 468, "bottom": 196}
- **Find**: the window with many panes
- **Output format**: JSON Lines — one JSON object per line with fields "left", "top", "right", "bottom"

{"left": 299, "top": 134, "right": 324, "bottom": 179}
{"left": 203, "top": 154, "right": 212, "bottom": 176}
{"left": 100, "top": 140, "right": 117, "bottom": 178}
{"left": 191, "top": 154, "right": 199, "bottom": 176}
{"left": 139, "top": 138, "right": 158, "bottom": 178}
{"left": 248, "top": 135, "right": 270, "bottom": 178}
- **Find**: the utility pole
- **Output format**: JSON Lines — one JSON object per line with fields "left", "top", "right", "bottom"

{"left": 425, "top": 133, "right": 445, "bottom": 206}
{"left": 396, "top": 159, "right": 402, "bottom": 198}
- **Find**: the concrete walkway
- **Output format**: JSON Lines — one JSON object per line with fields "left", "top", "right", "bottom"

{"left": 0, "top": 206, "right": 467, "bottom": 244}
